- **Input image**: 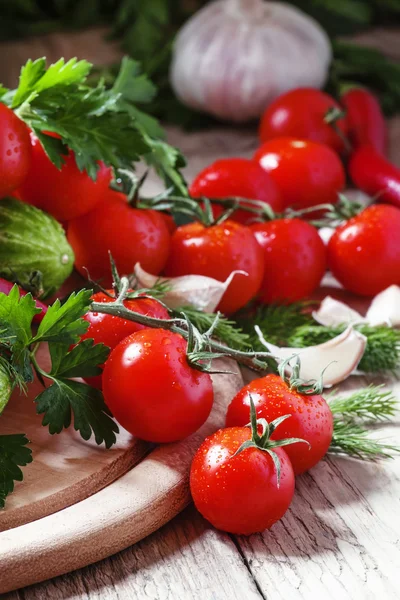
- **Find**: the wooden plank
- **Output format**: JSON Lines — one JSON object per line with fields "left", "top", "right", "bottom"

{"left": 2, "top": 507, "right": 263, "bottom": 600}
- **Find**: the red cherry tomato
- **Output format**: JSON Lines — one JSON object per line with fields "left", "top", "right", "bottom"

{"left": 0, "top": 104, "right": 31, "bottom": 198}
{"left": 164, "top": 220, "right": 264, "bottom": 314}
{"left": 102, "top": 329, "right": 214, "bottom": 443}
{"left": 259, "top": 88, "right": 348, "bottom": 154}
{"left": 160, "top": 212, "right": 177, "bottom": 235}
{"left": 189, "top": 158, "right": 284, "bottom": 224}
{"left": 226, "top": 374, "right": 333, "bottom": 475}
{"left": 253, "top": 138, "right": 346, "bottom": 211}
{"left": 17, "top": 133, "right": 112, "bottom": 221}
{"left": 251, "top": 218, "right": 326, "bottom": 303}
{"left": 341, "top": 88, "right": 386, "bottom": 155}
{"left": 68, "top": 191, "right": 171, "bottom": 287}
{"left": 81, "top": 291, "right": 170, "bottom": 388}
{"left": 327, "top": 204, "right": 400, "bottom": 296}
{"left": 348, "top": 145, "right": 400, "bottom": 209}
{"left": 190, "top": 426, "right": 294, "bottom": 534}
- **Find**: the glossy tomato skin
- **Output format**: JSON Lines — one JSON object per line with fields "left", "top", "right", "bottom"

{"left": 189, "top": 158, "right": 284, "bottom": 224}
{"left": 102, "top": 329, "right": 214, "bottom": 443}
{"left": 164, "top": 220, "right": 264, "bottom": 314}
{"left": 251, "top": 218, "right": 326, "bottom": 303}
{"left": 327, "top": 204, "right": 400, "bottom": 296}
{"left": 254, "top": 138, "right": 345, "bottom": 211}
{"left": 18, "top": 133, "right": 111, "bottom": 221}
{"left": 190, "top": 427, "right": 294, "bottom": 534}
{"left": 0, "top": 104, "right": 31, "bottom": 198}
{"left": 226, "top": 375, "right": 333, "bottom": 475}
{"left": 259, "top": 88, "right": 348, "bottom": 154}
{"left": 341, "top": 88, "right": 386, "bottom": 155}
{"left": 68, "top": 191, "right": 171, "bottom": 287}
{"left": 81, "top": 292, "right": 169, "bottom": 389}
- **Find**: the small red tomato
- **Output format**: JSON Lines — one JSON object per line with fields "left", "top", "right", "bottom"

{"left": 161, "top": 212, "right": 177, "bottom": 235}
{"left": 259, "top": 88, "right": 348, "bottom": 154}
{"left": 0, "top": 104, "right": 31, "bottom": 198}
{"left": 341, "top": 87, "right": 386, "bottom": 155}
{"left": 68, "top": 191, "right": 171, "bottom": 287}
{"left": 226, "top": 375, "right": 333, "bottom": 475}
{"left": 254, "top": 138, "right": 346, "bottom": 211}
{"left": 251, "top": 218, "right": 326, "bottom": 303}
{"left": 164, "top": 220, "right": 264, "bottom": 314}
{"left": 102, "top": 329, "right": 214, "bottom": 443}
{"left": 327, "top": 204, "right": 400, "bottom": 296}
{"left": 17, "top": 133, "right": 112, "bottom": 221}
{"left": 190, "top": 426, "right": 294, "bottom": 534}
{"left": 189, "top": 158, "right": 284, "bottom": 224}
{"left": 81, "top": 292, "right": 170, "bottom": 388}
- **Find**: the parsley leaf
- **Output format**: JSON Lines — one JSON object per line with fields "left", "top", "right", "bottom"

{"left": 49, "top": 339, "right": 110, "bottom": 379}
{"left": 33, "top": 289, "right": 92, "bottom": 345}
{"left": 0, "top": 434, "right": 33, "bottom": 509}
{"left": 0, "top": 285, "right": 40, "bottom": 352}
{"left": 112, "top": 56, "right": 157, "bottom": 105}
{"left": 35, "top": 379, "right": 118, "bottom": 448}
{"left": 144, "top": 138, "right": 188, "bottom": 196}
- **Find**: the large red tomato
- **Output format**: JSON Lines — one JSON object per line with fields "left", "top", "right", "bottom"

{"left": 189, "top": 158, "right": 284, "bottom": 224}
{"left": 327, "top": 204, "right": 400, "bottom": 296}
{"left": 251, "top": 218, "right": 326, "bottom": 303}
{"left": 68, "top": 191, "right": 171, "bottom": 287}
{"left": 259, "top": 88, "right": 348, "bottom": 154}
{"left": 17, "top": 133, "right": 112, "bottom": 221}
{"left": 253, "top": 138, "right": 346, "bottom": 211}
{"left": 190, "top": 426, "right": 294, "bottom": 534}
{"left": 81, "top": 291, "right": 170, "bottom": 388}
{"left": 226, "top": 374, "right": 333, "bottom": 476}
{"left": 164, "top": 220, "right": 264, "bottom": 314}
{"left": 102, "top": 329, "right": 214, "bottom": 443}
{"left": 0, "top": 104, "right": 31, "bottom": 198}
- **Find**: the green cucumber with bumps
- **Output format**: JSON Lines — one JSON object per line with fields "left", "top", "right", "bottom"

{"left": 0, "top": 198, "right": 74, "bottom": 298}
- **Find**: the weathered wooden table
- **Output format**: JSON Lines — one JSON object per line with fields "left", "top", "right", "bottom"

{"left": 3, "top": 28, "right": 400, "bottom": 600}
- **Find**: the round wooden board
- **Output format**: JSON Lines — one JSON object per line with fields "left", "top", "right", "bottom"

{"left": 0, "top": 358, "right": 244, "bottom": 594}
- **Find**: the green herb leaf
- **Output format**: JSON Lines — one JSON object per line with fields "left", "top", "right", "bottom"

{"left": 0, "top": 285, "right": 40, "bottom": 352}
{"left": 35, "top": 379, "right": 118, "bottom": 448}
{"left": 0, "top": 433, "right": 33, "bottom": 509}
{"left": 112, "top": 56, "right": 157, "bottom": 105}
{"left": 177, "top": 306, "right": 250, "bottom": 350}
{"left": 49, "top": 339, "right": 110, "bottom": 379}
{"left": 330, "top": 418, "right": 399, "bottom": 460}
{"left": 329, "top": 385, "right": 398, "bottom": 422}
{"left": 33, "top": 289, "right": 92, "bottom": 345}
{"left": 144, "top": 138, "right": 188, "bottom": 196}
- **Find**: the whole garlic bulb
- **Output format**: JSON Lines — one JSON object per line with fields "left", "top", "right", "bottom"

{"left": 170, "top": 0, "right": 332, "bottom": 122}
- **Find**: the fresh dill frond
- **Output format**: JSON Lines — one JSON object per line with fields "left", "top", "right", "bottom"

{"left": 330, "top": 418, "right": 399, "bottom": 460}
{"left": 176, "top": 306, "right": 251, "bottom": 350}
{"left": 328, "top": 385, "right": 398, "bottom": 423}
{"left": 237, "top": 303, "right": 311, "bottom": 348}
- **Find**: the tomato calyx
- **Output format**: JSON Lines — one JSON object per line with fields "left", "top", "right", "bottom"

{"left": 233, "top": 394, "right": 308, "bottom": 485}
{"left": 324, "top": 106, "right": 352, "bottom": 155}
{"left": 277, "top": 354, "right": 331, "bottom": 396}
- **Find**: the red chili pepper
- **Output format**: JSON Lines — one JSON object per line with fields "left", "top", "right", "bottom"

{"left": 349, "top": 145, "right": 400, "bottom": 209}
{"left": 341, "top": 88, "right": 386, "bottom": 155}
{"left": 0, "top": 278, "right": 47, "bottom": 322}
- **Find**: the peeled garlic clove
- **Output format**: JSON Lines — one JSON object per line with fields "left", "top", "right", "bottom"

{"left": 366, "top": 285, "right": 400, "bottom": 327}
{"left": 170, "top": 0, "right": 331, "bottom": 122}
{"left": 255, "top": 325, "right": 367, "bottom": 387}
{"left": 312, "top": 296, "right": 365, "bottom": 327}
{"left": 133, "top": 263, "right": 246, "bottom": 313}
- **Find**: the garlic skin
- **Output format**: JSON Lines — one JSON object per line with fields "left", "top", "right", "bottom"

{"left": 366, "top": 285, "right": 400, "bottom": 327}
{"left": 255, "top": 324, "right": 367, "bottom": 387}
{"left": 170, "top": 0, "right": 332, "bottom": 122}
{"left": 133, "top": 263, "right": 247, "bottom": 313}
{"left": 313, "top": 296, "right": 366, "bottom": 328}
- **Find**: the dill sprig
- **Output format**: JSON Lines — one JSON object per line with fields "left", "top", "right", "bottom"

{"left": 330, "top": 420, "right": 399, "bottom": 460}
{"left": 176, "top": 306, "right": 251, "bottom": 350}
{"left": 328, "top": 385, "right": 397, "bottom": 422}
{"left": 237, "top": 303, "right": 311, "bottom": 347}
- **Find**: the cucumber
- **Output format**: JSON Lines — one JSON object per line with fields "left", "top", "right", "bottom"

{"left": 0, "top": 198, "right": 74, "bottom": 298}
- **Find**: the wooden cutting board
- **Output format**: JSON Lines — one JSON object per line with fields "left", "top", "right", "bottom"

{"left": 0, "top": 348, "right": 244, "bottom": 593}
